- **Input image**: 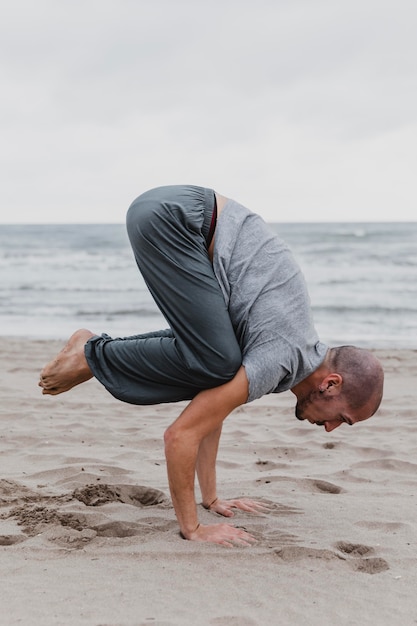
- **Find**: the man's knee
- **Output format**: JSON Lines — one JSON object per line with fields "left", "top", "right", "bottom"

{"left": 126, "top": 189, "right": 162, "bottom": 243}
{"left": 220, "top": 344, "right": 242, "bottom": 379}
{"left": 193, "top": 342, "right": 242, "bottom": 384}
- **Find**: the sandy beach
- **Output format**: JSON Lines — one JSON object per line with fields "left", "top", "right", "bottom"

{"left": 1, "top": 338, "right": 416, "bottom": 625}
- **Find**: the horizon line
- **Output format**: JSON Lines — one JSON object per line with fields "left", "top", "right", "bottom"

{"left": 1, "top": 219, "right": 416, "bottom": 226}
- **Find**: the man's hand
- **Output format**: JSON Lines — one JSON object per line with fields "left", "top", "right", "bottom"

{"left": 188, "top": 522, "right": 256, "bottom": 547}
{"left": 204, "top": 498, "right": 270, "bottom": 518}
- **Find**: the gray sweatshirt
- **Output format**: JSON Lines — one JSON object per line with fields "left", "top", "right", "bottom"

{"left": 213, "top": 199, "right": 328, "bottom": 402}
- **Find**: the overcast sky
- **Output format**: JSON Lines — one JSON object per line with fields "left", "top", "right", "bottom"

{"left": 1, "top": 0, "right": 416, "bottom": 223}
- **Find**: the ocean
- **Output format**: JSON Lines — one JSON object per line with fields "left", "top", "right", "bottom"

{"left": 0, "top": 222, "right": 416, "bottom": 348}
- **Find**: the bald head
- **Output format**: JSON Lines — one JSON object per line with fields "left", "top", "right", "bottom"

{"left": 327, "top": 346, "right": 384, "bottom": 415}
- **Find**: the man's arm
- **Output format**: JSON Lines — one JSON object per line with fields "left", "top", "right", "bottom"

{"left": 196, "top": 425, "right": 222, "bottom": 510}
{"left": 163, "top": 366, "right": 253, "bottom": 545}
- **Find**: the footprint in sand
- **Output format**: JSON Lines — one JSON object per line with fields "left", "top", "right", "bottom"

{"left": 334, "top": 540, "right": 375, "bottom": 556}
{"left": 273, "top": 541, "right": 389, "bottom": 575}
{"left": 73, "top": 483, "right": 169, "bottom": 507}
{"left": 349, "top": 558, "right": 390, "bottom": 574}
{"left": 274, "top": 546, "right": 342, "bottom": 562}
{"left": 70, "top": 484, "right": 174, "bottom": 540}
{"left": 302, "top": 478, "right": 343, "bottom": 494}
{"left": 1, "top": 482, "right": 171, "bottom": 545}
{"left": 334, "top": 541, "right": 390, "bottom": 574}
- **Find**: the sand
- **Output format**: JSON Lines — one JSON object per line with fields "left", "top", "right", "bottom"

{"left": 1, "top": 338, "right": 416, "bottom": 626}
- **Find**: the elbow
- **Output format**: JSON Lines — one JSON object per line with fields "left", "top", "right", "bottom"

{"left": 164, "top": 423, "right": 200, "bottom": 460}
{"left": 163, "top": 424, "right": 176, "bottom": 452}
{"left": 164, "top": 423, "right": 184, "bottom": 456}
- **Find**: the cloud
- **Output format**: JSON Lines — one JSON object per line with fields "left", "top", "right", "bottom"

{"left": 0, "top": 0, "right": 416, "bottom": 222}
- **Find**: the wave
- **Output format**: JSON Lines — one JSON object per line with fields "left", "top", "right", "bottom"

{"left": 75, "top": 307, "right": 159, "bottom": 318}
{"left": 7, "top": 285, "right": 144, "bottom": 294}
{"left": 313, "top": 304, "right": 417, "bottom": 315}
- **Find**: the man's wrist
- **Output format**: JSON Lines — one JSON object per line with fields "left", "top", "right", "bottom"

{"left": 179, "top": 522, "right": 201, "bottom": 540}
{"left": 202, "top": 497, "right": 218, "bottom": 510}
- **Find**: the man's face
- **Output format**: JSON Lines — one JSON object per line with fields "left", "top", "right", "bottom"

{"left": 295, "top": 388, "right": 370, "bottom": 432}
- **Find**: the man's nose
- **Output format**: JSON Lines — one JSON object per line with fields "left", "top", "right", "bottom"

{"left": 324, "top": 420, "right": 342, "bottom": 432}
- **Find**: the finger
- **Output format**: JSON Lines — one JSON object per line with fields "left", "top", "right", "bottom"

{"left": 240, "top": 501, "right": 271, "bottom": 512}
{"left": 245, "top": 504, "right": 270, "bottom": 511}
{"left": 233, "top": 535, "right": 257, "bottom": 546}
{"left": 243, "top": 499, "right": 270, "bottom": 508}
{"left": 219, "top": 535, "right": 253, "bottom": 547}
{"left": 235, "top": 530, "right": 257, "bottom": 544}
{"left": 229, "top": 502, "right": 264, "bottom": 513}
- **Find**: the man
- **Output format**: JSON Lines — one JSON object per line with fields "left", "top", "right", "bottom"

{"left": 39, "top": 185, "right": 384, "bottom": 546}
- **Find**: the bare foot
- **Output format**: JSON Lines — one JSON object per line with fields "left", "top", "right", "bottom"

{"left": 39, "top": 329, "right": 95, "bottom": 395}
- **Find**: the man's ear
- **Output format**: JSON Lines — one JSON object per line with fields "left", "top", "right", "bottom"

{"left": 319, "top": 373, "right": 343, "bottom": 394}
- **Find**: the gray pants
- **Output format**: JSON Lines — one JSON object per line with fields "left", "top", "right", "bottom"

{"left": 85, "top": 185, "right": 242, "bottom": 405}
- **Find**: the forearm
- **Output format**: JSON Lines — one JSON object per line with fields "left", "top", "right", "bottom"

{"left": 164, "top": 428, "right": 201, "bottom": 537}
{"left": 196, "top": 425, "right": 222, "bottom": 508}
{"left": 164, "top": 390, "right": 226, "bottom": 538}
{"left": 163, "top": 366, "right": 249, "bottom": 540}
